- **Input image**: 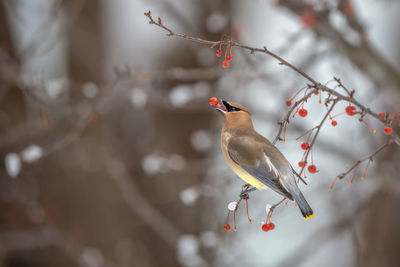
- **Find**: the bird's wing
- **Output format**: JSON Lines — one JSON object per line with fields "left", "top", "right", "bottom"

{"left": 227, "top": 137, "right": 293, "bottom": 200}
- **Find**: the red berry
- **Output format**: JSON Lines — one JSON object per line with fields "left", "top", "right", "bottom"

{"left": 314, "top": 91, "right": 319, "bottom": 95}
{"left": 384, "top": 127, "right": 392, "bottom": 135}
{"left": 222, "top": 61, "right": 229, "bottom": 68}
{"left": 209, "top": 97, "right": 219, "bottom": 107}
{"left": 301, "top": 142, "right": 310, "bottom": 150}
{"left": 216, "top": 49, "right": 221, "bottom": 57}
{"left": 226, "top": 55, "right": 234, "bottom": 62}
{"left": 300, "top": 14, "right": 317, "bottom": 27}
{"left": 298, "top": 161, "right": 306, "bottom": 167}
{"left": 345, "top": 2, "right": 354, "bottom": 16}
{"left": 268, "top": 222, "right": 275, "bottom": 230}
{"left": 262, "top": 223, "right": 270, "bottom": 232}
{"left": 378, "top": 112, "right": 385, "bottom": 118}
{"left": 308, "top": 165, "right": 318, "bottom": 173}
{"left": 331, "top": 120, "right": 338, "bottom": 126}
{"left": 286, "top": 100, "right": 292, "bottom": 106}
{"left": 298, "top": 109, "right": 308, "bottom": 117}
{"left": 345, "top": 105, "right": 356, "bottom": 116}
{"left": 224, "top": 224, "right": 231, "bottom": 231}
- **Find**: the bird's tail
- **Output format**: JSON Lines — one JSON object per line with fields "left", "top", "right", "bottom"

{"left": 285, "top": 183, "right": 314, "bottom": 220}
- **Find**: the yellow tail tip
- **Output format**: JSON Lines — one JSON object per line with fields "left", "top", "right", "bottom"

{"left": 304, "top": 213, "right": 315, "bottom": 220}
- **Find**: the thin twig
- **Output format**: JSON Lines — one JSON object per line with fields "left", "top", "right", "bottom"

{"left": 273, "top": 88, "right": 316, "bottom": 144}
{"left": 300, "top": 99, "right": 339, "bottom": 172}
{"left": 337, "top": 139, "right": 393, "bottom": 180}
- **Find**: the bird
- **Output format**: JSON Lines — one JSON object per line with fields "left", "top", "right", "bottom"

{"left": 210, "top": 98, "right": 314, "bottom": 220}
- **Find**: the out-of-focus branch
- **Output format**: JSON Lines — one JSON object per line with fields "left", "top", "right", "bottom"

{"left": 278, "top": 0, "right": 400, "bottom": 93}
{"left": 0, "top": 226, "right": 117, "bottom": 267}
{"left": 106, "top": 155, "right": 181, "bottom": 247}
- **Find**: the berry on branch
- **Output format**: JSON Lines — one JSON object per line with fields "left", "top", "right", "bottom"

{"left": 268, "top": 222, "right": 275, "bottom": 230}
{"left": 261, "top": 222, "right": 275, "bottom": 232}
{"left": 384, "top": 127, "right": 392, "bottom": 135}
{"left": 298, "top": 161, "right": 307, "bottom": 167}
{"left": 301, "top": 142, "right": 310, "bottom": 150}
{"left": 308, "top": 164, "right": 319, "bottom": 173}
{"left": 345, "top": 105, "right": 356, "bottom": 116}
{"left": 298, "top": 108, "right": 308, "bottom": 117}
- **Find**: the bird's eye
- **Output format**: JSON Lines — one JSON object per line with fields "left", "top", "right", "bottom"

{"left": 230, "top": 107, "right": 241, "bottom": 112}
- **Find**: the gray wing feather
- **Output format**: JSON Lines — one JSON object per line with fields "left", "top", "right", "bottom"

{"left": 239, "top": 163, "right": 294, "bottom": 200}
{"left": 227, "top": 148, "right": 293, "bottom": 200}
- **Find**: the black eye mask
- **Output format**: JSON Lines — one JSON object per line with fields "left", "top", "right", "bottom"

{"left": 222, "top": 101, "right": 241, "bottom": 112}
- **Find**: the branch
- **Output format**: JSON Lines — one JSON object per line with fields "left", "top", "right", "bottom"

{"left": 144, "top": 10, "right": 317, "bottom": 84}
{"left": 337, "top": 139, "right": 394, "bottom": 180}
{"left": 144, "top": 10, "right": 400, "bottom": 146}
{"left": 144, "top": 11, "right": 220, "bottom": 47}
{"left": 300, "top": 99, "right": 339, "bottom": 171}
{"left": 145, "top": 11, "right": 399, "bottom": 189}
{"left": 273, "top": 88, "right": 316, "bottom": 144}
{"left": 105, "top": 151, "right": 181, "bottom": 247}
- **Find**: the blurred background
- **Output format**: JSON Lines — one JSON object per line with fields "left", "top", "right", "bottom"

{"left": 1, "top": 0, "right": 400, "bottom": 266}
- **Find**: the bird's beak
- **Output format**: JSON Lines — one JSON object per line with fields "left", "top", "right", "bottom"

{"left": 212, "top": 99, "right": 227, "bottom": 115}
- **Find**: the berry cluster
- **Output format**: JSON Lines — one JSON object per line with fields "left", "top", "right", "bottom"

{"left": 261, "top": 222, "right": 275, "bottom": 232}
{"left": 297, "top": 126, "right": 320, "bottom": 175}
{"left": 216, "top": 40, "right": 234, "bottom": 68}
{"left": 284, "top": 83, "right": 398, "bottom": 189}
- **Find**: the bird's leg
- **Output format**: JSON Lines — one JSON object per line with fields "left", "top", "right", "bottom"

{"left": 228, "top": 185, "right": 256, "bottom": 231}
{"left": 240, "top": 184, "right": 257, "bottom": 199}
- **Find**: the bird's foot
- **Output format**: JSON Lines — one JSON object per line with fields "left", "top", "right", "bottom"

{"left": 240, "top": 185, "right": 256, "bottom": 199}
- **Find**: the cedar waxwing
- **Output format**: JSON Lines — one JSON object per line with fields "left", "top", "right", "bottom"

{"left": 211, "top": 98, "right": 314, "bottom": 220}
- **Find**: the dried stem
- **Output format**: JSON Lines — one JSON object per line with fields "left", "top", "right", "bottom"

{"left": 337, "top": 139, "right": 393, "bottom": 180}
